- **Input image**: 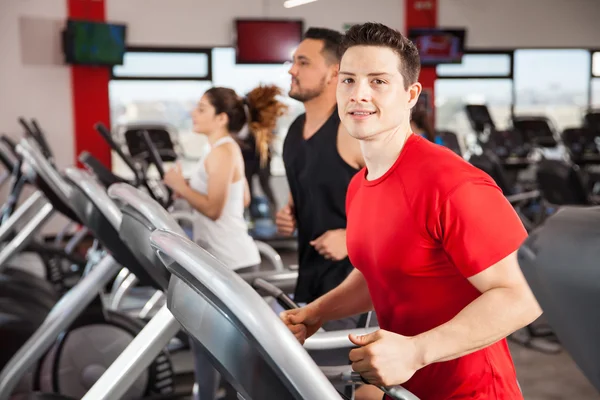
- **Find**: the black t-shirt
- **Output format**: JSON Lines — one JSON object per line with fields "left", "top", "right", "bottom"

{"left": 282, "top": 109, "right": 360, "bottom": 303}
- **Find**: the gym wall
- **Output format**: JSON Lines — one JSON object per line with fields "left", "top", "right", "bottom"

{"left": 0, "top": 0, "right": 75, "bottom": 237}
{"left": 439, "top": 0, "right": 600, "bottom": 49}
{"left": 1, "top": 0, "right": 599, "bottom": 236}
{"left": 3, "top": 0, "right": 599, "bottom": 173}
{"left": 0, "top": 0, "right": 74, "bottom": 170}
{"left": 106, "top": 0, "right": 404, "bottom": 47}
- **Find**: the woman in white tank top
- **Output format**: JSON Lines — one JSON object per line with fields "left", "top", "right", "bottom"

{"left": 163, "top": 85, "right": 288, "bottom": 271}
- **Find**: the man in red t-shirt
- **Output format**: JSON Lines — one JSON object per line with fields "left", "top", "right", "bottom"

{"left": 280, "top": 22, "right": 542, "bottom": 400}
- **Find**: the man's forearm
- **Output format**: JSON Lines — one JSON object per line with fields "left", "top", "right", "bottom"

{"left": 310, "top": 269, "right": 373, "bottom": 322}
{"left": 413, "top": 286, "right": 541, "bottom": 368}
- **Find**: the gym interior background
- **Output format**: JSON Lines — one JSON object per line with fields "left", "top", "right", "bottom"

{"left": 1, "top": 0, "right": 600, "bottom": 399}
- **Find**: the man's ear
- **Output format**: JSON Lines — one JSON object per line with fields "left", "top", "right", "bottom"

{"left": 327, "top": 64, "right": 340, "bottom": 84}
{"left": 406, "top": 82, "right": 423, "bottom": 109}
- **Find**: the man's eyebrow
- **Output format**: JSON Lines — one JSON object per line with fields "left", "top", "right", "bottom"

{"left": 339, "top": 71, "right": 392, "bottom": 77}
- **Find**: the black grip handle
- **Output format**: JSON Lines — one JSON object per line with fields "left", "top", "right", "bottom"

{"left": 0, "top": 135, "right": 17, "bottom": 153}
{"left": 0, "top": 136, "right": 18, "bottom": 171}
{"left": 276, "top": 293, "right": 298, "bottom": 311}
{"left": 140, "top": 130, "right": 174, "bottom": 208}
{"left": 18, "top": 117, "right": 36, "bottom": 138}
{"left": 18, "top": 117, "right": 52, "bottom": 160}
{"left": 0, "top": 159, "right": 26, "bottom": 223}
{"left": 79, "top": 151, "right": 131, "bottom": 188}
{"left": 347, "top": 371, "right": 420, "bottom": 400}
{"left": 30, "top": 119, "right": 54, "bottom": 160}
{"left": 253, "top": 278, "right": 299, "bottom": 310}
{"left": 141, "top": 130, "right": 166, "bottom": 177}
{"left": 94, "top": 122, "right": 141, "bottom": 185}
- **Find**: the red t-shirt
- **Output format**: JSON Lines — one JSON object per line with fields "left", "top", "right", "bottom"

{"left": 346, "top": 134, "right": 527, "bottom": 400}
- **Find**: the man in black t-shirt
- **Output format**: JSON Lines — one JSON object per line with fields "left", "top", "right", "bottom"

{"left": 277, "top": 28, "right": 386, "bottom": 399}
{"left": 277, "top": 27, "right": 364, "bottom": 312}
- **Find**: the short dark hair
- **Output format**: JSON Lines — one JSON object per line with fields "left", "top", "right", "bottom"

{"left": 340, "top": 22, "right": 421, "bottom": 89}
{"left": 303, "top": 27, "right": 343, "bottom": 64}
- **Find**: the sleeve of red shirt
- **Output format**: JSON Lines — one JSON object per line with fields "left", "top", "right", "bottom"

{"left": 433, "top": 180, "right": 528, "bottom": 278}
{"left": 345, "top": 170, "right": 362, "bottom": 213}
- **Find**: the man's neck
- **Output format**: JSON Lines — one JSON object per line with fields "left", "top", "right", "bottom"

{"left": 361, "top": 122, "right": 413, "bottom": 181}
{"left": 302, "top": 91, "right": 337, "bottom": 139}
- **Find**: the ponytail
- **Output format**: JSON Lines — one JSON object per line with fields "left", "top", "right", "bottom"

{"left": 244, "top": 85, "right": 288, "bottom": 167}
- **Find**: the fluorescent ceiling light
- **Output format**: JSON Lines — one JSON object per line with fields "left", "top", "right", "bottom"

{"left": 284, "top": 0, "right": 318, "bottom": 8}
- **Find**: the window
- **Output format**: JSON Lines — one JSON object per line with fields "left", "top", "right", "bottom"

{"left": 435, "top": 79, "right": 513, "bottom": 146}
{"left": 592, "top": 52, "right": 600, "bottom": 107}
{"left": 109, "top": 80, "right": 213, "bottom": 160}
{"left": 109, "top": 50, "right": 213, "bottom": 163}
{"left": 437, "top": 53, "right": 512, "bottom": 77}
{"left": 112, "top": 51, "right": 211, "bottom": 80}
{"left": 592, "top": 79, "right": 600, "bottom": 107}
{"left": 593, "top": 52, "right": 600, "bottom": 77}
{"left": 109, "top": 47, "right": 302, "bottom": 176}
{"left": 211, "top": 47, "right": 303, "bottom": 176}
{"left": 514, "top": 49, "right": 591, "bottom": 131}
{"left": 435, "top": 53, "right": 513, "bottom": 147}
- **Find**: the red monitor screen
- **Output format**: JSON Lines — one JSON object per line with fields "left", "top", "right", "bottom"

{"left": 408, "top": 28, "right": 466, "bottom": 65}
{"left": 235, "top": 19, "right": 304, "bottom": 64}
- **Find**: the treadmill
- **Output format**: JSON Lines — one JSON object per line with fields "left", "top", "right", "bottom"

{"left": 148, "top": 228, "right": 419, "bottom": 400}
{"left": 79, "top": 183, "right": 412, "bottom": 399}
{"left": 518, "top": 205, "right": 600, "bottom": 395}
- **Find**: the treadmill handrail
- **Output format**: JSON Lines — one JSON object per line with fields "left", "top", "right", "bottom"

{"left": 64, "top": 167, "right": 123, "bottom": 230}
{"left": 149, "top": 229, "right": 343, "bottom": 400}
{"left": 320, "top": 367, "right": 421, "bottom": 400}
{"left": 303, "top": 327, "right": 378, "bottom": 350}
{"left": 16, "top": 138, "right": 72, "bottom": 202}
{"left": 506, "top": 190, "right": 540, "bottom": 204}
{"left": 107, "top": 183, "right": 185, "bottom": 236}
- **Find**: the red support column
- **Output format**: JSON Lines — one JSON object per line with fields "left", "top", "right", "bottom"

{"left": 67, "top": 0, "right": 111, "bottom": 168}
{"left": 405, "top": 0, "right": 438, "bottom": 119}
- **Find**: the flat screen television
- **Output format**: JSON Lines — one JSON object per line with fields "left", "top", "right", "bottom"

{"left": 408, "top": 28, "right": 466, "bottom": 65}
{"left": 63, "top": 19, "right": 127, "bottom": 66}
{"left": 235, "top": 19, "right": 303, "bottom": 64}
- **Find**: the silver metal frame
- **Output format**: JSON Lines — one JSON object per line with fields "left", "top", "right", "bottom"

{"left": 81, "top": 304, "right": 180, "bottom": 400}
{"left": 16, "top": 138, "right": 73, "bottom": 204}
{"left": 151, "top": 229, "right": 418, "bottom": 400}
{"left": 64, "top": 167, "right": 123, "bottom": 230}
{"left": 0, "top": 190, "right": 46, "bottom": 243}
{"left": 150, "top": 229, "right": 349, "bottom": 400}
{"left": 107, "top": 183, "right": 184, "bottom": 235}
{"left": 0, "top": 202, "right": 53, "bottom": 269}
{"left": 0, "top": 255, "right": 122, "bottom": 400}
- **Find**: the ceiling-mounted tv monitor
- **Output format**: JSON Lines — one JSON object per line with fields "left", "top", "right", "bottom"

{"left": 62, "top": 19, "right": 127, "bottom": 66}
{"left": 408, "top": 28, "right": 466, "bottom": 66}
{"left": 235, "top": 19, "right": 304, "bottom": 64}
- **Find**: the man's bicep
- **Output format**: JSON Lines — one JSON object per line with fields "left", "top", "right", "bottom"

{"left": 438, "top": 181, "right": 528, "bottom": 279}
{"left": 467, "top": 249, "right": 526, "bottom": 293}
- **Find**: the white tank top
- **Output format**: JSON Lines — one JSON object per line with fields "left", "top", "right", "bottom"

{"left": 188, "top": 136, "right": 261, "bottom": 270}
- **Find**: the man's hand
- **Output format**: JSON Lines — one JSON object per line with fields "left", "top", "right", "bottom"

{"left": 163, "top": 163, "right": 188, "bottom": 196}
{"left": 276, "top": 204, "right": 296, "bottom": 236}
{"left": 310, "top": 229, "right": 348, "bottom": 260}
{"left": 348, "top": 330, "right": 423, "bottom": 387}
{"left": 280, "top": 305, "right": 323, "bottom": 345}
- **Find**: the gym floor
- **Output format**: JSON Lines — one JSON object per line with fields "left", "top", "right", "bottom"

{"left": 511, "top": 342, "right": 598, "bottom": 399}
{"left": 271, "top": 246, "right": 599, "bottom": 400}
